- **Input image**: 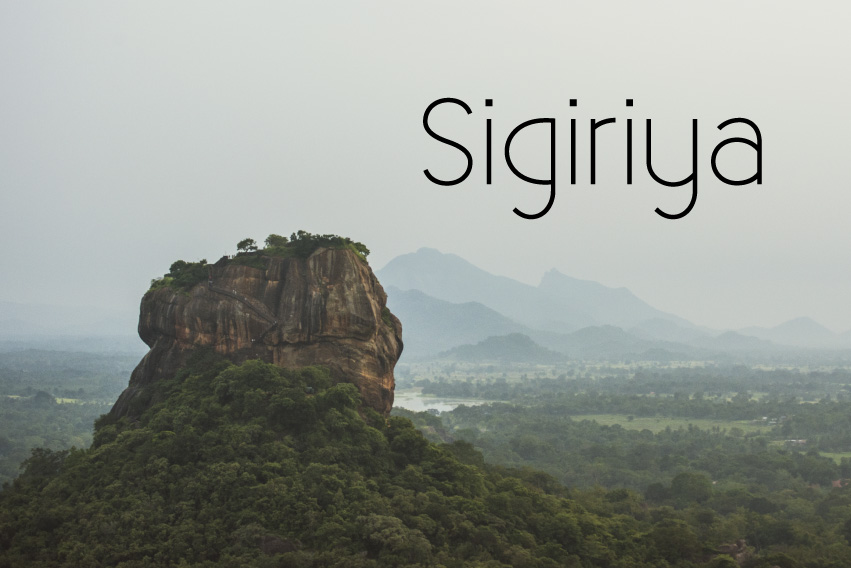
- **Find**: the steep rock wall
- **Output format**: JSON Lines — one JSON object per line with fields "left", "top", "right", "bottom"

{"left": 111, "top": 248, "right": 403, "bottom": 418}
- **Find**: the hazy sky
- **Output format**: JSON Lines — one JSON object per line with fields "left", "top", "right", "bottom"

{"left": 1, "top": 2, "right": 849, "bottom": 332}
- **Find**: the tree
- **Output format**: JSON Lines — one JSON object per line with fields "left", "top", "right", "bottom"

{"left": 670, "top": 471, "right": 712, "bottom": 504}
{"left": 236, "top": 238, "right": 257, "bottom": 253}
{"left": 645, "top": 482, "right": 669, "bottom": 503}
{"left": 32, "top": 390, "right": 56, "bottom": 407}
{"left": 265, "top": 234, "right": 288, "bottom": 248}
{"left": 650, "top": 519, "right": 701, "bottom": 563}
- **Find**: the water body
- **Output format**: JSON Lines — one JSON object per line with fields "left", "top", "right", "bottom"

{"left": 393, "top": 387, "right": 494, "bottom": 413}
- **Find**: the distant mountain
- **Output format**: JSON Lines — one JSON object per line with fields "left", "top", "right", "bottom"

{"left": 379, "top": 249, "right": 850, "bottom": 361}
{"left": 384, "top": 287, "right": 529, "bottom": 358}
{"left": 739, "top": 317, "right": 850, "bottom": 349}
{"left": 629, "top": 318, "right": 711, "bottom": 343}
{"left": 691, "top": 331, "right": 778, "bottom": 352}
{"left": 537, "top": 270, "right": 695, "bottom": 331}
{"left": 378, "top": 248, "right": 692, "bottom": 334}
{"left": 385, "top": 286, "right": 704, "bottom": 361}
{"left": 530, "top": 325, "right": 698, "bottom": 360}
{"left": 438, "top": 333, "right": 565, "bottom": 363}
{"left": 379, "top": 248, "right": 594, "bottom": 332}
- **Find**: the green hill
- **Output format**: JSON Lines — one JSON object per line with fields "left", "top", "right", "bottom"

{"left": 438, "top": 334, "right": 565, "bottom": 364}
{"left": 0, "top": 353, "right": 663, "bottom": 568}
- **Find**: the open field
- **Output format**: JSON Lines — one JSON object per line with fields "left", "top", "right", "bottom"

{"left": 820, "top": 451, "right": 851, "bottom": 464}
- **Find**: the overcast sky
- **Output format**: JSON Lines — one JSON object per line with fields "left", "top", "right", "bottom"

{"left": 1, "top": 2, "right": 849, "bottom": 333}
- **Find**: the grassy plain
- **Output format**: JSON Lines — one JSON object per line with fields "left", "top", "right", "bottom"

{"left": 820, "top": 451, "right": 851, "bottom": 464}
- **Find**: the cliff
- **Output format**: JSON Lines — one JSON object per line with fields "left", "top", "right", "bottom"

{"left": 110, "top": 246, "right": 403, "bottom": 418}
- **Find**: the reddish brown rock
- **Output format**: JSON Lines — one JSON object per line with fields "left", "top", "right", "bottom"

{"left": 110, "top": 248, "right": 403, "bottom": 418}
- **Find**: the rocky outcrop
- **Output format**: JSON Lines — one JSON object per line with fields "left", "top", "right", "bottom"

{"left": 715, "top": 539, "right": 753, "bottom": 565}
{"left": 110, "top": 248, "right": 403, "bottom": 419}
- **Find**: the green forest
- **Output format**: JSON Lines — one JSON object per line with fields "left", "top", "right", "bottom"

{"left": 392, "top": 360, "right": 851, "bottom": 567}
{"left": 0, "top": 354, "right": 693, "bottom": 567}
{"left": 4, "top": 351, "right": 851, "bottom": 566}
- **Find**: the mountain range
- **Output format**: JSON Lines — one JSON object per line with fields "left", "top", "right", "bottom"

{"left": 379, "top": 248, "right": 694, "bottom": 333}
{"left": 739, "top": 317, "right": 850, "bottom": 349}
{"left": 379, "top": 248, "right": 851, "bottom": 361}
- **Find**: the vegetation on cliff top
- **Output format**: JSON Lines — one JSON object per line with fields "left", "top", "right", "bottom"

{"left": 148, "top": 231, "right": 370, "bottom": 293}
{"left": 261, "top": 231, "right": 370, "bottom": 262}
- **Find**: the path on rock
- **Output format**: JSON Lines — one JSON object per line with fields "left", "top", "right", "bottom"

{"left": 207, "top": 284, "right": 278, "bottom": 343}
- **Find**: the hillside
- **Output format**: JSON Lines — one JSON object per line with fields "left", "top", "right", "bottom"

{"left": 536, "top": 269, "right": 694, "bottom": 331}
{"left": 438, "top": 334, "right": 565, "bottom": 363}
{"left": 384, "top": 287, "right": 530, "bottom": 358}
{"left": 1, "top": 355, "right": 662, "bottom": 568}
{"left": 739, "top": 317, "right": 851, "bottom": 349}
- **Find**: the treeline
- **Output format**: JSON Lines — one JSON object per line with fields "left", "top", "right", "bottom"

{"left": 409, "top": 403, "right": 846, "bottom": 490}
{"left": 149, "top": 231, "right": 371, "bottom": 293}
{"left": 419, "top": 378, "right": 807, "bottom": 421}
{"left": 417, "top": 366, "right": 851, "bottom": 402}
{"left": 630, "top": 367, "right": 851, "bottom": 400}
{"left": 417, "top": 377, "right": 851, "bottom": 451}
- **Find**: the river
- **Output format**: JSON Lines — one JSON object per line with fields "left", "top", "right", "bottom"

{"left": 393, "top": 387, "right": 494, "bottom": 413}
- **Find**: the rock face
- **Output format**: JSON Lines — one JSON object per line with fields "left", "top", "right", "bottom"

{"left": 110, "top": 248, "right": 403, "bottom": 419}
